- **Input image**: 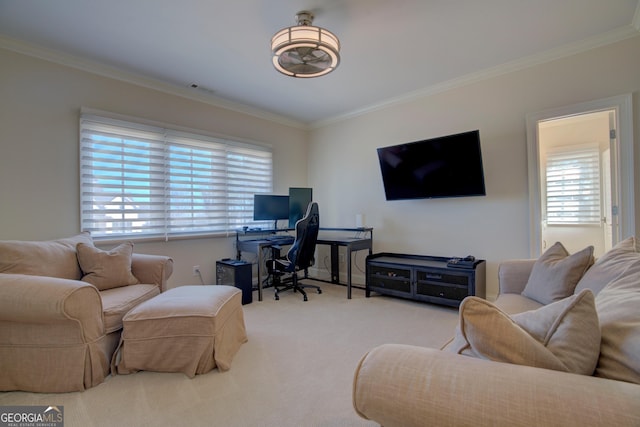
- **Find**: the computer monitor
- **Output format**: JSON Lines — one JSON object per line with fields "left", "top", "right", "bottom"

{"left": 288, "top": 187, "right": 313, "bottom": 228}
{"left": 253, "top": 194, "right": 290, "bottom": 228}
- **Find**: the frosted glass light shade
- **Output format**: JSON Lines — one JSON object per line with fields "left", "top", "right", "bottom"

{"left": 271, "top": 22, "right": 340, "bottom": 78}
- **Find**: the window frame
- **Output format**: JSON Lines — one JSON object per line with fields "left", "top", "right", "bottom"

{"left": 79, "top": 109, "right": 273, "bottom": 242}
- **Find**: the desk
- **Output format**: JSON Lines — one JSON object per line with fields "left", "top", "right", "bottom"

{"left": 316, "top": 228, "right": 373, "bottom": 299}
{"left": 235, "top": 227, "right": 373, "bottom": 301}
{"left": 235, "top": 232, "right": 294, "bottom": 302}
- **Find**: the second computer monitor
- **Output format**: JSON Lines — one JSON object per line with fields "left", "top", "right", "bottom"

{"left": 289, "top": 187, "right": 313, "bottom": 228}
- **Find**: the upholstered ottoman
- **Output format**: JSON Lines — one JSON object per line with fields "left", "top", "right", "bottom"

{"left": 112, "top": 285, "right": 247, "bottom": 377}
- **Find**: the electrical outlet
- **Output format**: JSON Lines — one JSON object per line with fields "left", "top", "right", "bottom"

{"left": 192, "top": 265, "right": 200, "bottom": 276}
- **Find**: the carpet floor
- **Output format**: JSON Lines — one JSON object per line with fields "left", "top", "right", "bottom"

{"left": 0, "top": 282, "right": 460, "bottom": 427}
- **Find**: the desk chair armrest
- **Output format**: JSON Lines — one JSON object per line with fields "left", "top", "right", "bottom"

{"left": 270, "top": 258, "right": 292, "bottom": 270}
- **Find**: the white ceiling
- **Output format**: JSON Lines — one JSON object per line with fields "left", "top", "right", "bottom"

{"left": 1, "top": 0, "right": 639, "bottom": 126}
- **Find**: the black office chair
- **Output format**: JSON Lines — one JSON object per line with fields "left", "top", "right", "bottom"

{"left": 267, "top": 202, "right": 322, "bottom": 301}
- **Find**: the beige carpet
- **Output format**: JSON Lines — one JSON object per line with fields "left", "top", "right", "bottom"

{"left": 0, "top": 282, "right": 459, "bottom": 427}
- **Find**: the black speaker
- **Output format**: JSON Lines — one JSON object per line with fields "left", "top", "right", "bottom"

{"left": 216, "top": 259, "right": 252, "bottom": 304}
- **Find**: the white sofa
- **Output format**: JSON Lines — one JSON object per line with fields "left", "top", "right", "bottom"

{"left": 0, "top": 233, "right": 173, "bottom": 392}
{"left": 353, "top": 238, "right": 640, "bottom": 426}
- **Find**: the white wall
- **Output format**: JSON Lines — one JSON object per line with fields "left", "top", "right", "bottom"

{"left": 2, "top": 36, "right": 640, "bottom": 298}
{"left": 309, "top": 36, "right": 640, "bottom": 299}
{"left": 0, "top": 48, "right": 308, "bottom": 288}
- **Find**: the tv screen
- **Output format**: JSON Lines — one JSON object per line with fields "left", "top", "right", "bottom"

{"left": 377, "top": 130, "right": 486, "bottom": 201}
{"left": 253, "top": 195, "right": 290, "bottom": 221}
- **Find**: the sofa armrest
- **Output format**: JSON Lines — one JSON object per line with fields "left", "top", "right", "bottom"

{"left": 497, "top": 259, "right": 535, "bottom": 294}
{"left": 353, "top": 344, "right": 640, "bottom": 427}
{"left": 0, "top": 274, "right": 104, "bottom": 340}
{"left": 131, "top": 254, "right": 173, "bottom": 292}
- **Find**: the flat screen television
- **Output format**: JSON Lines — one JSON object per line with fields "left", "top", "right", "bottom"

{"left": 376, "top": 130, "right": 486, "bottom": 201}
{"left": 253, "top": 195, "right": 290, "bottom": 225}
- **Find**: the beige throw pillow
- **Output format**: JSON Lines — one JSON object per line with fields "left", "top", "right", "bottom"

{"left": 447, "top": 290, "right": 600, "bottom": 375}
{"left": 575, "top": 236, "right": 639, "bottom": 295}
{"left": 594, "top": 260, "right": 640, "bottom": 384}
{"left": 522, "top": 242, "right": 594, "bottom": 305}
{"left": 77, "top": 242, "right": 139, "bottom": 290}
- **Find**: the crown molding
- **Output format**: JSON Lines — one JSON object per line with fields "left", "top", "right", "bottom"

{"left": 0, "top": 35, "right": 308, "bottom": 130}
{"left": 2, "top": 18, "right": 637, "bottom": 133}
{"left": 311, "top": 24, "right": 640, "bottom": 129}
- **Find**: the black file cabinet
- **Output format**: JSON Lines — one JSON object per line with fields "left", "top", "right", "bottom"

{"left": 216, "top": 259, "right": 253, "bottom": 304}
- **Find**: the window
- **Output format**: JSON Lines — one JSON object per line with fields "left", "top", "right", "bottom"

{"left": 545, "top": 147, "right": 601, "bottom": 225}
{"left": 80, "top": 113, "right": 273, "bottom": 240}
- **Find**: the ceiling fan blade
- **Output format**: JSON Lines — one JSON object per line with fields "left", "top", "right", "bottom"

{"left": 303, "top": 53, "right": 331, "bottom": 66}
{"left": 287, "top": 62, "right": 325, "bottom": 74}
{"left": 280, "top": 51, "right": 305, "bottom": 65}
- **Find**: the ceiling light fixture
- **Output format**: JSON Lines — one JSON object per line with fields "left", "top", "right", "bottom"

{"left": 271, "top": 11, "right": 340, "bottom": 78}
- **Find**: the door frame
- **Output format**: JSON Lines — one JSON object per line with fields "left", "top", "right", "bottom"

{"left": 525, "top": 94, "right": 634, "bottom": 257}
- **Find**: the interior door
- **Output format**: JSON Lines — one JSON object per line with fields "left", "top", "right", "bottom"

{"left": 602, "top": 147, "right": 613, "bottom": 253}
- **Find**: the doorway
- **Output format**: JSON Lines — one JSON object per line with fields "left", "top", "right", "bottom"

{"left": 525, "top": 94, "right": 635, "bottom": 258}
{"left": 538, "top": 111, "right": 614, "bottom": 257}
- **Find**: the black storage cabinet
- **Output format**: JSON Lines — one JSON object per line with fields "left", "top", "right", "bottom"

{"left": 366, "top": 252, "right": 486, "bottom": 307}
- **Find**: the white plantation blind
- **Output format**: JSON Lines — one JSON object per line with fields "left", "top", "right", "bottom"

{"left": 80, "top": 114, "right": 272, "bottom": 240}
{"left": 545, "top": 147, "right": 601, "bottom": 225}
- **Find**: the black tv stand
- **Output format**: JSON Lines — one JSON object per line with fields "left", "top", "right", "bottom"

{"left": 366, "top": 253, "right": 486, "bottom": 307}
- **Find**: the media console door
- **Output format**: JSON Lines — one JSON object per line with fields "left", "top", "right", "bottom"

{"left": 366, "top": 261, "right": 413, "bottom": 296}
{"left": 366, "top": 253, "right": 486, "bottom": 307}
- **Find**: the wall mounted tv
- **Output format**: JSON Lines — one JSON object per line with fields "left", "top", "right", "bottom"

{"left": 376, "top": 130, "right": 486, "bottom": 201}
